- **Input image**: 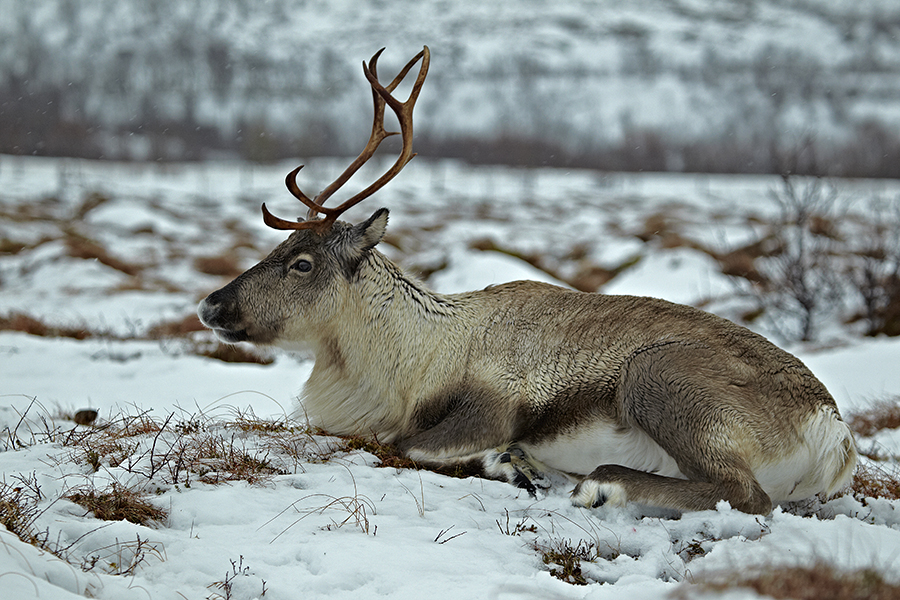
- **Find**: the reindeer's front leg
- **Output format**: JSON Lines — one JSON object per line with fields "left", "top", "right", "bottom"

{"left": 398, "top": 390, "right": 550, "bottom": 495}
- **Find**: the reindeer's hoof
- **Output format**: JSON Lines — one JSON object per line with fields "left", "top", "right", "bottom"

{"left": 571, "top": 480, "right": 627, "bottom": 508}
{"left": 486, "top": 445, "right": 550, "bottom": 497}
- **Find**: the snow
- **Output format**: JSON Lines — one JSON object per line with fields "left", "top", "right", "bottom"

{"left": 1, "top": 155, "right": 900, "bottom": 599}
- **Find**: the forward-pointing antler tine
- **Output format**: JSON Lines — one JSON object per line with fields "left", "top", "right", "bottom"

{"left": 261, "top": 202, "right": 297, "bottom": 229}
{"left": 284, "top": 166, "right": 319, "bottom": 210}
{"left": 260, "top": 167, "right": 333, "bottom": 230}
{"left": 284, "top": 165, "right": 330, "bottom": 220}
{"left": 261, "top": 202, "right": 322, "bottom": 231}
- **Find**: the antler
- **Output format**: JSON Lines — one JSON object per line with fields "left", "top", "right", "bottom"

{"left": 262, "top": 46, "right": 430, "bottom": 233}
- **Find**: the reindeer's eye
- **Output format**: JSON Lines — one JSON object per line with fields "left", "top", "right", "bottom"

{"left": 291, "top": 259, "right": 313, "bottom": 273}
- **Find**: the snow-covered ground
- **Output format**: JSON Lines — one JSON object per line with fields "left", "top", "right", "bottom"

{"left": 1, "top": 155, "right": 899, "bottom": 599}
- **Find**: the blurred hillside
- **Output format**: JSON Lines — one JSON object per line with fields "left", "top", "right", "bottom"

{"left": 2, "top": 0, "right": 900, "bottom": 176}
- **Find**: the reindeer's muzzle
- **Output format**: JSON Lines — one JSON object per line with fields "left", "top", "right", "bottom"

{"left": 197, "top": 286, "right": 252, "bottom": 343}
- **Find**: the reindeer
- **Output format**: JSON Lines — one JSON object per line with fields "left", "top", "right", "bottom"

{"left": 198, "top": 47, "right": 857, "bottom": 514}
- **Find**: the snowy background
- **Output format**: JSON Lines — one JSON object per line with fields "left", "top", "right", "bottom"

{"left": 2, "top": 0, "right": 900, "bottom": 176}
{"left": 1, "top": 155, "right": 900, "bottom": 599}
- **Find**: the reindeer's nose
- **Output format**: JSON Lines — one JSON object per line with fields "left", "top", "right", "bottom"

{"left": 197, "top": 286, "right": 240, "bottom": 329}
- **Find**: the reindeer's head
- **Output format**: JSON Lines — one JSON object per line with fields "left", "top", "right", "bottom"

{"left": 198, "top": 47, "right": 429, "bottom": 350}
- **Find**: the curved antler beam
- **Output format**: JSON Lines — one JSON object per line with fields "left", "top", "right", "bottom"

{"left": 261, "top": 46, "right": 430, "bottom": 233}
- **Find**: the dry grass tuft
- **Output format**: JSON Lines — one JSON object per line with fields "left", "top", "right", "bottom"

{"left": 851, "top": 462, "right": 900, "bottom": 501}
{"left": 186, "top": 432, "right": 285, "bottom": 485}
{"left": 0, "top": 477, "right": 44, "bottom": 546}
{"left": 0, "top": 237, "right": 29, "bottom": 254}
{"left": 197, "top": 342, "right": 275, "bottom": 365}
{"left": 0, "top": 308, "right": 273, "bottom": 365}
{"left": 66, "top": 483, "right": 167, "bottom": 525}
{"left": 64, "top": 232, "right": 143, "bottom": 276}
{"left": 684, "top": 562, "right": 900, "bottom": 600}
{"left": 0, "top": 312, "right": 93, "bottom": 339}
{"left": 847, "top": 398, "right": 900, "bottom": 438}
{"left": 339, "top": 435, "right": 421, "bottom": 470}
{"left": 538, "top": 539, "right": 597, "bottom": 585}
{"left": 147, "top": 314, "right": 207, "bottom": 338}
{"left": 338, "top": 434, "right": 483, "bottom": 479}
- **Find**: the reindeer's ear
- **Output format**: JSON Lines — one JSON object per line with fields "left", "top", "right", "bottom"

{"left": 338, "top": 208, "right": 389, "bottom": 267}
{"left": 351, "top": 208, "right": 389, "bottom": 253}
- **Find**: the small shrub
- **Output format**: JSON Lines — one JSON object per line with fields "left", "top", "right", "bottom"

{"left": 67, "top": 483, "right": 167, "bottom": 525}
{"left": 0, "top": 477, "right": 44, "bottom": 545}
{"left": 753, "top": 176, "right": 842, "bottom": 341}
{"left": 845, "top": 199, "right": 900, "bottom": 337}
{"left": 81, "top": 534, "right": 165, "bottom": 576}
{"left": 207, "top": 555, "right": 268, "bottom": 600}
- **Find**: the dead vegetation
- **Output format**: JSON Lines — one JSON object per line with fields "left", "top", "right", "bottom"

{"left": 67, "top": 483, "right": 167, "bottom": 525}
{"left": 534, "top": 538, "right": 600, "bottom": 585}
{"left": 194, "top": 254, "right": 246, "bottom": 277}
{"left": 0, "top": 312, "right": 94, "bottom": 340}
{"left": 847, "top": 397, "right": 900, "bottom": 439}
{"left": 682, "top": 562, "right": 900, "bottom": 600}
{"left": 466, "top": 237, "right": 638, "bottom": 293}
{"left": 64, "top": 230, "right": 144, "bottom": 276}
{"left": 721, "top": 178, "right": 900, "bottom": 341}
{"left": 338, "top": 434, "right": 483, "bottom": 480}
{"left": 0, "top": 473, "right": 47, "bottom": 548}
{"left": 846, "top": 397, "right": 900, "bottom": 466}
{"left": 0, "top": 311, "right": 273, "bottom": 364}
{"left": 850, "top": 463, "right": 900, "bottom": 502}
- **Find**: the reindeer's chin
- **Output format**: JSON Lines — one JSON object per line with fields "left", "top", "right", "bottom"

{"left": 211, "top": 328, "right": 250, "bottom": 344}
{"left": 212, "top": 326, "right": 281, "bottom": 346}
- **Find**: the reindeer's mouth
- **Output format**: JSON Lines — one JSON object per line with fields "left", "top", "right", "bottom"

{"left": 198, "top": 297, "right": 256, "bottom": 343}
{"left": 211, "top": 327, "right": 250, "bottom": 344}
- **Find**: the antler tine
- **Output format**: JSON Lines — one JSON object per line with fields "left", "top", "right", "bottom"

{"left": 308, "top": 48, "right": 393, "bottom": 213}
{"left": 283, "top": 165, "right": 320, "bottom": 212}
{"left": 261, "top": 47, "right": 429, "bottom": 233}
{"left": 260, "top": 166, "right": 330, "bottom": 232}
{"left": 324, "top": 46, "right": 429, "bottom": 217}
{"left": 284, "top": 165, "right": 328, "bottom": 222}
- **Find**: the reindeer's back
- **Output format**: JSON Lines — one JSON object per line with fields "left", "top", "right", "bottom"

{"left": 457, "top": 280, "right": 836, "bottom": 419}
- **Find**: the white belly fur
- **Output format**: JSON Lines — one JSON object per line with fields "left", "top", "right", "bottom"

{"left": 522, "top": 405, "right": 856, "bottom": 505}
{"left": 522, "top": 421, "right": 684, "bottom": 478}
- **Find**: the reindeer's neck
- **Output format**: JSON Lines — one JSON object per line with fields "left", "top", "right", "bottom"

{"left": 300, "top": 250, "right": 471, "bottom": 440}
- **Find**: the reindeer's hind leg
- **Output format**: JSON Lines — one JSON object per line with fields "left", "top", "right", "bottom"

{"left": 571, "top": 343, "right": 773, "bottom": 515}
